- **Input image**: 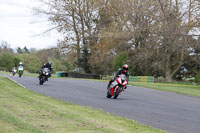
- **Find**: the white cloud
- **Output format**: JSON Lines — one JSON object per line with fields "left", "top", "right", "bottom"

{"left": 0, "top": 0, "right": 61, "bottom": 49}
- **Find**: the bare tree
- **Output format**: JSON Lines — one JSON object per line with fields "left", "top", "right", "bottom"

{"left": 154, "top": 0, "right": 200, "bottom": 81}
{"left": 37, "top": 0, "right": 100, "bottom": 72}
{"left": 0, "top": 41, "right": 13, "bottom": 54}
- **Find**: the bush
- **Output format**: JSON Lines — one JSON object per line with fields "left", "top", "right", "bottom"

{"left": 19, "top": 53, "right": 42, "bottom": 73}
{"left": 0, "top": 53, "right": 14, "bottom": 71}
{"left": 112, "top": 53, "right": 128, "bottom": 71}
{"left": 195, "top": 72, "right": 200, "bottom": 83}
{"left": 51, "top": 58, "right": 66, "bottom": 73}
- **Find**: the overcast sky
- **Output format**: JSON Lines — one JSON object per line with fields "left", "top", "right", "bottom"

{"left": 0, "top": 0, "right": 61, "bottom": 50}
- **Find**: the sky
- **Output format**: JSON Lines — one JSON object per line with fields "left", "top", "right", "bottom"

{"left": 0, "top": 0, "right": 61, "bottom": 50}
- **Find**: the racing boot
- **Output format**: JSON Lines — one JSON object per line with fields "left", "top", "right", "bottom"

{"left": 107, "top": 79, "right": 113, "bottom": 90}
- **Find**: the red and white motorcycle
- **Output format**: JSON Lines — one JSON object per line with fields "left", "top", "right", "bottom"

{"left": 107, "top": 74, "right": 128, "bottom": 99}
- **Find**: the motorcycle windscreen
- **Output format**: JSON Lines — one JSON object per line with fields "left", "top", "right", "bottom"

{"left": 42, "top": 68, "right": 49, "bottom": 73}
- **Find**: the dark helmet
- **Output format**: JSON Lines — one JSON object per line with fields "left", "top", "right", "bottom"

{"left": 122, "top": 64, "right": 128, "bottom": 72}
{"left": 47, "top": 61, "right": 51, "bottom": 65}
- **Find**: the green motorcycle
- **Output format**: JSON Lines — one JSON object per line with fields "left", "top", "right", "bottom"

{"left": 18, "top": 66, "right": 24, "bottom": 77}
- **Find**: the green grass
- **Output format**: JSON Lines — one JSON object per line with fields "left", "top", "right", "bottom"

{"left": 0, "top": 71, "right": 58, "bottom": 78}
{"left": 0, "top": 71, "right": 39, "bottom": 77}
{"left": 0, "top": 77, "right": 166, "bottom": 133}
{"left": 129, "top": 82, "right": 200, "bottom": 97}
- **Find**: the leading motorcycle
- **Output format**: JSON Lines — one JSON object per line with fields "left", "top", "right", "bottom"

{"left": 39, "top": 68, "right": 50, "bottom": 85}
{"left": 106, "top": 74, "right": 128, "bottom": 99}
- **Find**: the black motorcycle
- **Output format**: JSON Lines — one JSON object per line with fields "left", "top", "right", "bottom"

{"left": 39, "top": 68, "right": 50, "bottom": 85}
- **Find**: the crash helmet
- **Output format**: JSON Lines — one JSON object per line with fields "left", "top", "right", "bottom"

{"left": 122, "top": 64, "right": 128, "bottom": 73}
{"left": 47, "top": 61, "right": 51, "bottom": 65}
{"left": 19, "top": 62, "right": 23, "bottom": 65}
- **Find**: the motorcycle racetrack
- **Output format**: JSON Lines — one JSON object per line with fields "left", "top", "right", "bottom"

{"left": 7, "top": 76, "right": 200, "bottom": 133}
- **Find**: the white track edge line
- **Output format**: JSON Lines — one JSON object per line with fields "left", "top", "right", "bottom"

{"left": 7, "top": 76, "right": 26, "bottom": 88}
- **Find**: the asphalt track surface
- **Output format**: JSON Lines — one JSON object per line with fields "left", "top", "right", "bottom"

{"left": 6, "top": 76, "right": 200, "bottom": 133}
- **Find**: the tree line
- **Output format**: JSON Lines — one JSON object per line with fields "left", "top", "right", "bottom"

{"left": 35, "top": 0, "right": 200, "bottom": 81}
{"left": 0, "top": 41, "right": 73, "bottom": 73}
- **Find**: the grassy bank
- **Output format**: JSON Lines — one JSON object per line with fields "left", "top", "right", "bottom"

{"left": 0, "top": 71, "right": 40, "bottom": 77}
{"left": 129, "top": 82, "right": 200, "bottom": 97}
{"left": 0, "top": 77, "right": 165, "bottom": 133}
{"left": 0, "top": 71, "right": 58, "bottom": 78}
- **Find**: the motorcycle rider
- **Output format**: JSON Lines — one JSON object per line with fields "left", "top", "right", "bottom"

{"left": 108, "top": 64, "right": 129, "bottom": 89}
{"left": 18, "top": 62, "right": 24, "bottom": 67}
{"left": 12, "top": 67, "right": 17, "bottom": 76}
{"left": 39, "top": 61, "right": 53, "bottom": 79}
{"left": 17, "top": 62, "right": 24, "bottom": 71}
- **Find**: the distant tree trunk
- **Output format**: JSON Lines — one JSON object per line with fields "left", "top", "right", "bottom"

{"left": 72, "top": 8, "right": 81, "bottom": 67}
{"left": 165, "top": 71, "right": 173, "bottom": 82}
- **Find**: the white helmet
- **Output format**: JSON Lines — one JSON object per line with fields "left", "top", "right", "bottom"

{"left": 19, "top": 62, "right": 23, "bottom": 65}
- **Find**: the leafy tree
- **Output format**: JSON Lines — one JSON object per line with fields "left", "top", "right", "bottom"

{"left": 60, "top": 58, "right": 73, "bottom": 72}
{"left": 36, "top": 49, "right": 49, "bottom": 63}
{"left": 195, "top": 72, "right": 200, "bottom": 83}
{"left": 17, "top": 47, "right": 23, "bottom": 54}
{"left": 0, "top": 53, "right": 14, "bottom": 71}
{"left": 13, "top": 56, "right": 21, "bottom": 67}
{"left": 23, "top": 46, "right": 30, "bottom": 53}
{"left": 51, "top": 58, "right": 66, "bottom": 73}
{"left": 112, "top": 53, "right": 128, "bottom": 71}
{"left": 18, "top": 54, "right": 42, "bottom": 73}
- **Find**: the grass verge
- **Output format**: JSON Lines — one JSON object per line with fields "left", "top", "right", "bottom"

{"left": 129, "top": 82, "right": 200, "bottom": 97}
{"left": 0, "top": 71, "right": 39, "bottom": 77}
{"left": 0, "top": 77, "right": 166, "bottom": 133}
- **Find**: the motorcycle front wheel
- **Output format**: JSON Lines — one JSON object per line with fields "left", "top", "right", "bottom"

{"left": 39, "top": 76, "right": 44, "bottom": 85}
{"left": 113, "top": 87, "right": 121, "bottom": 99}
{"left": 106, "top": 91, "right": 112, "bottom": 98}
{"left": 19, "top": 71, "right": 22, "bottom": 77}
{"left": 39, "top": 80, "right": 43, "bottom": 85}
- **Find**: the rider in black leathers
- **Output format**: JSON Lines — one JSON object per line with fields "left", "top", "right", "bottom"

{"left": 39, "top": 61, "right": 53, "bottom": 79}
{"left": 108, "top": 64, "right": 129, "bottom": 88}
